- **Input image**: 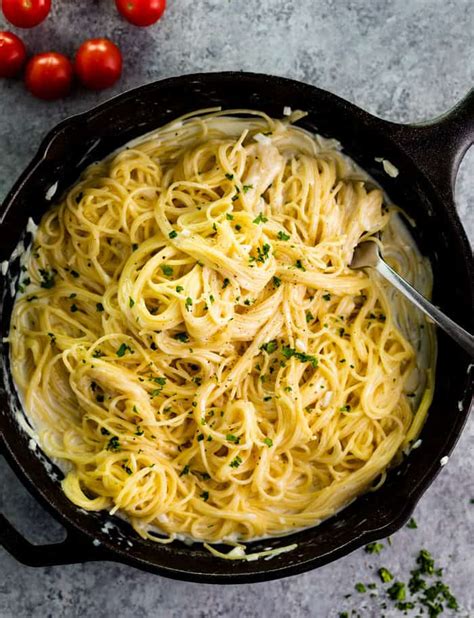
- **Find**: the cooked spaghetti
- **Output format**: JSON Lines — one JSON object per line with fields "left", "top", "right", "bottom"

{"left": 9, "top": 108, "right": 435, "bottom": 547}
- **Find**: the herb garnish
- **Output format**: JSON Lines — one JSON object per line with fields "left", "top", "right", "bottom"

{"left": 253, "top": 213, "right": 268, "bottom": 224}
{"left": 365, "top": 542, "right": 384, "bottom": 554}
{"left": 282, "top": 346, "right": 318, "bottom": 368}
{"left": 106, "top": 436, "right": 121, "bottom": 451}
{"left": 116, "top": 343, "right": 133, "bottom": 357}
{"left": 261, "top": 340, "right": 278, "bottom": 354}
{"left": 39, "top": 268, "right": 55, "bottom": 289}
{"left": 179, "top": 464, "right": 190, "bottom": 476}
{"left": 174, "top": 332, "right": 189, "bottom": 343}
{"left": 160, "top": 264, "right": 173, "bottom": 277}
{"left": 229, "top": 456, "right": 242, "bottom": 468}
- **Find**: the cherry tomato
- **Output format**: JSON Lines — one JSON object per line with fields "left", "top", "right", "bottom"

{"left": 25, "top": 52, "right": 73, "bottom": 100}
{"left": 75, "top": 38, "right": 122, "bottom": 90}
{"left": 115, "top": 0, "right": 166, "bottom": 27}
{"left": 2, "top": 0, "right": 51, "bottom": 29}
{"left": 0, "top": 31, "right": 26, "bottom": 77}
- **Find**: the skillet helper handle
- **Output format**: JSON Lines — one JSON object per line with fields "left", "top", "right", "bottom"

{"left": 0, "top": 513, "right": 108, "bottom": 567}
{"left": 386, "top": 88, "right": 474, "bottom": 198}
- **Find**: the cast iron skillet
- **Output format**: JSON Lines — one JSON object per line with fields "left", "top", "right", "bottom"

{"left": 0, "top": 73, "right": 473, "bottom": 583}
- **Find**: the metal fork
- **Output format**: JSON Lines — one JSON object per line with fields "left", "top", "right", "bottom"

{"left": 350, "top": 241, "right": 474, "bottom": 356}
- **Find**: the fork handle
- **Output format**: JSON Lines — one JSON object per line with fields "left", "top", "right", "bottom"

{"left": 376, "top": 259, "right": 474, "bottom": 357}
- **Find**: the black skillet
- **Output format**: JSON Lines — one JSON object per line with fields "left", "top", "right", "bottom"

{"left": 0, "top": 73, "right": 473, "bottom": 583}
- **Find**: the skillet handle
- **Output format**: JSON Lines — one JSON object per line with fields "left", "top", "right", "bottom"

{"left": 386, "top": 89, "right": 474, "bottom": 199}
{"left": 0, "top": 514, "right": 109, "bottom": 567}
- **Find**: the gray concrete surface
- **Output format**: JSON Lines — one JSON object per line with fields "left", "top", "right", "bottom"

{"left": 0, "top": 1, "right": 472, "bottom": 616}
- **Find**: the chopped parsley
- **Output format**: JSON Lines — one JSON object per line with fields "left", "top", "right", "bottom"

{"left": 129, "top": 297, "right": 135, "bottom": 308}
{"left": 229, "top": 456, "right": 242, "bottom": 468}
{"left": 261, "top": 340, "right": 278, "bottom": 354}
{"left": 263, "top": 437, "right": 273, "bottom": 447}
{"left": 250, "top": 243, "right": 271, "bottom": 263}
{"left": 96, "top": 302, "right": 104, "bottom": 312}
{"left": 226, "top": 433, "right": 238, "bottom": 442}
{"left": 70, "top": 303, "right": 78, "bottom": 312}
{"left": 365, "top": 542, "right": 384, "bottom": 554}
{"left": 322, "top": 293, "right": 331, "bottom": 301}
{"left": 174, "top": 332, "right": 189, "bottom": 343}
{"left": 222, "top": 278, "right": 230, "bottom": 289}
{"left": 176, "top": 285, "right": 184, "bottom": 293}
{"left": 282, "top": 346, "right": 318, "bottom": 368}
{"left": 235, "top": 224, "right": 242, "bottom": 231}
{"left": 387, "top": 582, "right": 406, "bottom": 602}
{"left": 253, "top": 213, "right": 268, "bottom": 224}
{"left": 295, "top": 259, "right": 306, "bottom": 271}
{"left": 39, "top": 268, "right": 55, "bottom": 289}
{"left": 200, "top": 491, "right": 209, "bottom": 501}
{"left": 272, "top": 276, "right": 281, "bottom": 288}
{"left": 306, "top": 311, "right": 314, "bottom": 323}
{"left": 277, "top": 230, "right": 290, "bottom": 241}
{"left": 122, "top": 465, "right": 133, "bottom": 475}
{"left": 225, "top": 173, "right": 234, "bottom": 180}
{"left": 355, "top": 583, "right": 366, "bottom": 593}
{"left": 116, "top": 343, "right": 133, "bottom": 357}
{"left": 70, "top": 270, "right": 80, "bottom": 278}
{"left": 169, "top": 230, "right": 178, "bottom": 239}
{"left": 132, "top": 243, "right": 139, "bottom": 251}
{"left": 160, "top": 264, "right": 173, "bottom": 277}
{"left": 185, "top": 297, "right": 193, "bottom": 311}
{"left": 407, "top": 517, "right": 418, "bottom": 529}
{"left": 226, "top": 213, "right": 234, "bottom": 220}
{"left": 100, "top": 427, "right": 110, "bottom": 436}
{"left": 179, "top": 464, "right": 190, "bottom": 477}
{"left": 379, "top": 567, "right": 394, "bottom": 583}
{"left": 197, "top": 433, "right": 204, "bottom": 442}
{"left": 150, "top": 377, "right": 166, "bottom": 386}
{"left": 243, "top": 184, "right": 253, "bottom": 193}
{"left": 106, "top": 436, "right": 121, "bottom": 452}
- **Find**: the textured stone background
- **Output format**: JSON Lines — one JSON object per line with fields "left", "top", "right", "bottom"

{"left": 0, "top": 1, "right": 472, "bottom": 617}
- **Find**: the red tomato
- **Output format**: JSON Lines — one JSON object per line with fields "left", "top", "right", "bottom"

{"left": 75, "top": 38, "right": 122, "bottom": 90}
{"left": 2, "top": 0, "right": 51, "bottom": 29}
{"left": 0, "top": 30, "right": 26, "bottom": 77}
{"left": 25, "top": 52, "right": 73, "bottom": 100}
{"left": 115, "top": 0, "right": 166, "bottom": 27}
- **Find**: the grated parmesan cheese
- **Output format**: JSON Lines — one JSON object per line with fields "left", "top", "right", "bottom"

{"left": 45, "top": 181, "right": 58, "bottom": 201}
{"left": 375, "top": 157, "right": 399, "bottom": 178}
{"left": 253, "top": 132, "right": 272, "bottom": 145}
